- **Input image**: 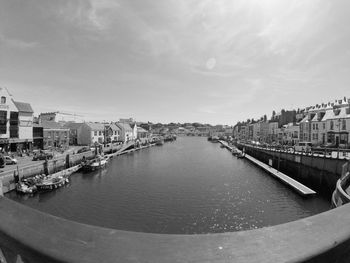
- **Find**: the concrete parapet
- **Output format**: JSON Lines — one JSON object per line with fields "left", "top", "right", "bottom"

{"left": 0, "top": 197, "right": 350, "bottom": 262}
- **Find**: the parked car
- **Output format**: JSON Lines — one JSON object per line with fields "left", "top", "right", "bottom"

{"left": 4, "top": 156, "right": 17, "bottom": 165}
{"left": 32, "top": 151, "right": 54, "bottom": 161}
{"left": 294, "top": 142, "right": 312, "bottom": 152}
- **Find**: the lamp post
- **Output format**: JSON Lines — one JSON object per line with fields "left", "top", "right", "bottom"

{"left": 337, "top": 118, "right": 341, "bottom": 158}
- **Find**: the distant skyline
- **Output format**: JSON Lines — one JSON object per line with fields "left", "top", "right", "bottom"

{"left": 1, "top": 0, "right": 350, "bottom": 125}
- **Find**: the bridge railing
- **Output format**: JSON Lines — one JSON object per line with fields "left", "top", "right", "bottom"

{"left": 332, "top": 162, "right": 350, "bottom": 208}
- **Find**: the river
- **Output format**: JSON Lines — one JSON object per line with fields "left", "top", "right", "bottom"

{"left": 7, "top": 136, "right": 330, "bottom": 234}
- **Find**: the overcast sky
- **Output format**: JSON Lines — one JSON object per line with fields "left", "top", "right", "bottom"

{"left": 1, "top": 0, "right": 350, "bottom": 125}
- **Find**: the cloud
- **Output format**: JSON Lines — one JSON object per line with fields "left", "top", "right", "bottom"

{"left": 58, "top": 0, "right": 120, "bottom": 32}
{"left": 0, "top": 34, "right": 40, "bottom": 50}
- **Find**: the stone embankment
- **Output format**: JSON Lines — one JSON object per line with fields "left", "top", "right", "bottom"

{"left": 237, "top": 143, "right": 349, "bottom": 197}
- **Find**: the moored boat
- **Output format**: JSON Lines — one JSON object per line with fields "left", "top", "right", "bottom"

{"left": 35, "top": 164, "right": 81, "bottom": 191}
{"left": 82, "top": 155, "right": 109, "bottom": 172}
{"left": 16, "top": 181, "right": 37, "bottom": 194}
{"left": 36, "top": 175, "right": 68, "bottom": 191}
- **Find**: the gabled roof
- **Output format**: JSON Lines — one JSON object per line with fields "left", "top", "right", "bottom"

{"left": 137, "top": 127, "right": 148, "bottom": 133}
{"left": 85, "top": 122, "right": 105, "bottom": 131}
{"left": 116, "top": 122, "right": 133, "bottom": 131}
{"left": 300, "top": 116, "right": 309, "bottom": 123}
{"left": 108, "top": 123, "right": 121, "bottom": 131}
{"left": 13, "top": 100, "right": 34, "bottom": 113}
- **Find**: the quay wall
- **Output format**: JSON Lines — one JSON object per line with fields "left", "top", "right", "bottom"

{"left": 237, "top": 144, "right": 349, "bottom": 197}
{"left": 0, "top": 151, "right": 94, "bottom": 194}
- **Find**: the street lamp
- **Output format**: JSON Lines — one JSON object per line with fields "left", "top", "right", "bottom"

{"left": 337, "top": 118, "right": 341, "bottom": 158}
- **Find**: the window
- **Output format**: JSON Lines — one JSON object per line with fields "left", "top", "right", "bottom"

{"left": 330, "top": 121, "right": 334, "bottom": 130}
{"left": 1, "top": 96, "right": 6, "bottom": 104}
{"left": 99, "top": 131, "right": 102, "bottom": 136}
{"left": 94, "top": 131, "right": 97, "bottom": 136}
{"left": 316, "top": 124, "right": 318, "bottom": 130}
{"left": 342, "top": 119, "right": 346, "bottom": 130}
{"left": 323, "top": 123, "right": 326, "bottom": 129}
{"left": 0, "top": 110, "right": 7, "bottom": 134}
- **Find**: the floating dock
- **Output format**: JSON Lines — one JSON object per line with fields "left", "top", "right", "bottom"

{"left": 217, "top": 141, "right": 316, "bottom": 196}
{"left": 244, "top": 154, "right": 316, "bottom": 196}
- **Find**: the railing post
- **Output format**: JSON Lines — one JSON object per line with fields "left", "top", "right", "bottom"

{"left": 0, "top": 179, "right": 3, "bottom": 197}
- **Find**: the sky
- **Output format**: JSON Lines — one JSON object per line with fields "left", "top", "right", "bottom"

{"left": 1, "top": 0, "right": 350, "bottom": 125}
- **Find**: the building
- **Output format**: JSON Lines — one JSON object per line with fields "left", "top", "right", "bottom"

{"left": 11, "top": 101, "right": 34, "bottom": 152}
{"left": 33, "top": 124, "right": 44, "bottom": 150}
{"left": 137, "top": 127, "right": 149, "bottom": 139}
{"left": 77, "top": 123, "right": 106, "bottom": 145}
{"left": 130, "top": 123, "right": 138, "bottom": 139}
{"left": 115, "top": 122, "right": 134, "bottom": 142}
{"left": 41, "top": 121, "right": 69, "bottom": 149}
{"left": 267, "top": 122, "right": 278, "bottom": 143}
{"left": 282, "top": 123, "right": 300, "bottom": 145}
{"left": 325, "top": 104, "right": 350, "bottom": 147}
{"left": 106, "top": 123, "right": 121, "bottom": 143}
{"left": 39, "top": 111, "right": 84, "bottom": 123}
{"left": 260, "top": 122, "right": 269, "bottom": 143}
{"left": 0, "top": 88, "right": 34, "bottom": 153}
{"left": 63, "top": 122, "right": 84, "bottom": 145}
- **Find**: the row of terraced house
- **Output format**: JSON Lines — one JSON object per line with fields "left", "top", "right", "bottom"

{"left": 0, "top": 88, "right": 150, "bottom": 154}
{"left": 233, "top": 97, "right": 350, "bottom": 148}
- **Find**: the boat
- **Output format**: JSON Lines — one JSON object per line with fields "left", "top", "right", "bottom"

{"left": 36, "top": 175, "right": 68, "bottom": 191}
{"left": 155, "top": 139, "right": 164, "bottom": 146}
{"left": 35, "top": 164, "right": 81, "bottom": 191}
{"left": 16, "top": 181, "right": 37, "bottom": 194}
{"left": 82, "top": 155, "right": 109, "bottom": 172}
{"left": 237, "top": 152, "right": 245, "bottom": 159}
{"left": 231, "top": 149, "right": 239, "bottom": 156}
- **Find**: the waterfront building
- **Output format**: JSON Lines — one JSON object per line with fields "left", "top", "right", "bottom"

{"left": 106, "top": 123, "right": 121, "bottom": 143}
{"left": 260, "top": 122, "right": 269, "bottom": 143}
{"left": 130, "top": 123, "right": 138, "bottom": 139}
{"left": 63, "top": 122, "right": 84, "bottom": 145}
{"left": 281, "top": 123, "right": 300, "bottom": 145}
{"left": 32, "top": 124, "right": 44, "bottom": 149}
{"left": 137, "top": 127, "right": 149, "bottom": 139}
{"left": 41, "top": 121, "right": 69, "bottom": 149}
{"left": 310, "top": 109, "right": 327, "bottom": 146}
{"left": 39, "top": 111, "right": 84, "bottom": 123}
{"left": 324, "top": 102, "right": 350, "bottom": 147}
{"left": 252, "top": 122, "right": 261, "bottom": 142}
{"left": 267, "top": 122, "right": 278, "bottom": 143}
{"left": 12, "top": 101, "right": 34, "bottom": 152}
{"left": 0, "top": 88, "right": 34, "bottom": 152}
{"left": 115, "top": 122, "right": 134, "bottom": 142}
{"left": 77, "top": 122, "right": 105, "bottom": 146}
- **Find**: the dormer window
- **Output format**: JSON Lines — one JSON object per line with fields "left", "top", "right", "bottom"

{"left": 1, "top": 96, "right": 6, "bottom": 104}
{"left": 334, "top": 109, "right": 341, "bottom": 116}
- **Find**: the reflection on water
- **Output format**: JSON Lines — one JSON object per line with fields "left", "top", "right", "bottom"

{"left": 7, "top": 137, "right": 330, "bottom": 234}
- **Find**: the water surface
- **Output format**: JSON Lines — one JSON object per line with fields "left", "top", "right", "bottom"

{"left": 7, "top": 136, "right": 330, "bottom": 234}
